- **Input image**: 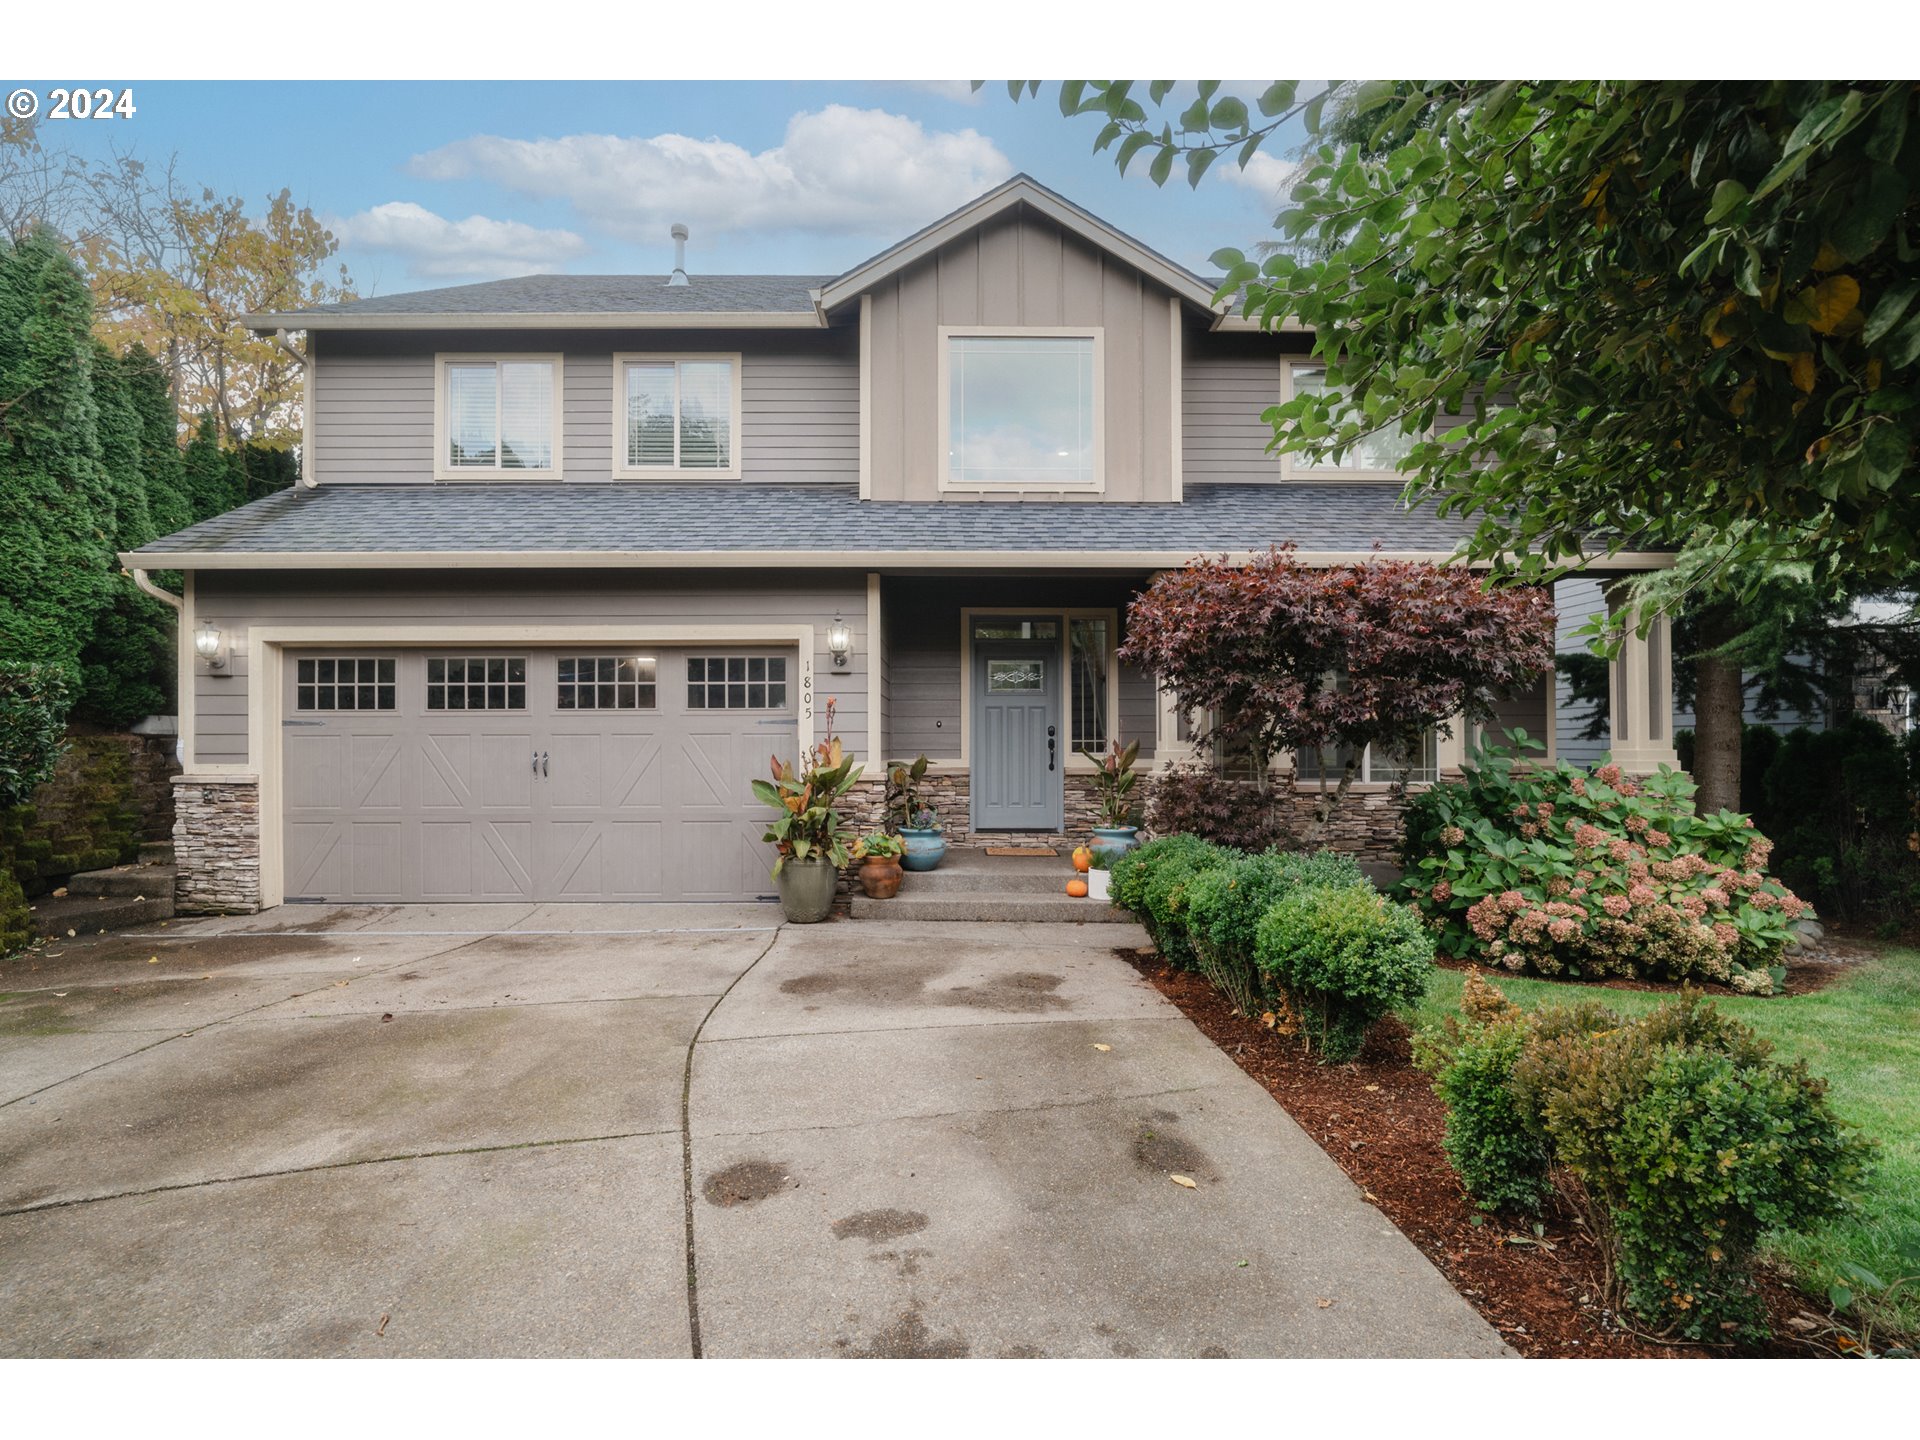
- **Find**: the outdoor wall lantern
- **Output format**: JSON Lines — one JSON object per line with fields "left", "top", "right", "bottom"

{"left": 827, "top": 617, "right": 853, "bottom": 670}
{"left": 194, "top": 620, "right": 227, "bottom": 671}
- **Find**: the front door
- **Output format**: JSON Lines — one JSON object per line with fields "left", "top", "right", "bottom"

{"left": 972, "top": 641, "right": 1063, "bottom": 831}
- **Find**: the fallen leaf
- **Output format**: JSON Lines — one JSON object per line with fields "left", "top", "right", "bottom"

{"left": 1317, "top": 1298, "right": 1334, "bottom": 1309}
{"left": 1091, "top": 1043, "right": 1111, "bottom": 1052}
{"left": 335, "top": 980, "right": 350, "bottom": 988}
{"left": 1362, "top": 1191, "right": 1379, "bottom": 1203}
{"left": 1169, "top": 1174, "right": 1198, "bottom": 1189}
{"left": 381, "top": 1013, "right": 394, "bottom": 1023}
{"left": 52, "top": 992, "right": 66, "bottom": 998}
{"left": 67, "top": 930, "right": 76, "bottom": 938}
{"left": 52, "top": 887, "right": 68, "bottom": 899}
{"left": 1364, "top": 1084, "right": 1380, "bottom": 1092}
{"left": 376, "top": 1313, "right": 390, "bottom": 1337}
{"left": 134, "top": 896, "right": 145, "bottom": 903}
{"left": 148, "top": 956, "right": 158, "bottom": 964}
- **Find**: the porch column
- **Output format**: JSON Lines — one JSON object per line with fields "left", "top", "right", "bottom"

{"left": 1604, "top": 581, "right": 1680, "bottom": 774}
{"left": 1435, "top": 715, "right": 1468, "bottom": 777}
{"left": 865, "top": 571, "right": 884, "bottom": 764}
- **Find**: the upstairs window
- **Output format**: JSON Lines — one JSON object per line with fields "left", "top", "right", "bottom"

{"left": 1281, "top": 360, "right": 1418, "bottom": 481}
{"left": 614, "top": 354, "right": 740, "bottom": 478}
{"left": 942, "top": 330, "right": 1102, "bottom": 490}
{"left": 437, "top": 356, "right": 561, "bottom": 478}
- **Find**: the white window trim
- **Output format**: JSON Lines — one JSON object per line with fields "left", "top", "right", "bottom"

{"left": 955, "top": 607, "right": 1120, "bottom": 773}
{"left": 938, "top": 325, "right": 1106, "bottom": 494}
{"left": 1278, "top": 358, "right": 1419, "bottom": 484}
{"left": 610, "top": 352, "right": 745, "bottom": 481}
{"left": 432, "top": 354, "right": 565, "bottom": 481}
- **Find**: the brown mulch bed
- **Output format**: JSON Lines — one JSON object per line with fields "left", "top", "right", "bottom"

{"left": 1121, "top": 947, "right": 1836, "bottom": 1358}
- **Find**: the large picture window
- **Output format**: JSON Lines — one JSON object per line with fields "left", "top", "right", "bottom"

{"left": 614, "top": 354, "right": 740, "bottom": 478}
{"left": 1281, "top": 361, "right": 1418, "bottom": 480}
{"left": 437, "top": 356, "right": 561, "bottom": 477}
{"left": 943, "top": 330, "right": 1101, "bottom": 490}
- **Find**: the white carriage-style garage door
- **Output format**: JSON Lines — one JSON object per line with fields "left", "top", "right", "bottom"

{"left": 281, "top": 647, "right": 796, "bottom": 902}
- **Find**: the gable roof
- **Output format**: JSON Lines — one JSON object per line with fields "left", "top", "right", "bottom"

{"left": 812, "top": 173, "right": 1220, "bottom": 314}
{"left": 244, "top": 175, "right": 1254, "bottom": 334}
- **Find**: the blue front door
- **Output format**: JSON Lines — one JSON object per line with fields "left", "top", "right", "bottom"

{"left": 972, "top": 641, "right": 1063, "bottom": 831}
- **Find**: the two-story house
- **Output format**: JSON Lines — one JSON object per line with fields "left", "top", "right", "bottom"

{"left": 125, "top": 175, "right": 1680, "bottom": 912}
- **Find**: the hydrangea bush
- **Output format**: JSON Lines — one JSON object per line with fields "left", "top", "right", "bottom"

{"left": 1401, "top": 739, "right": 1808, "bottom": 993}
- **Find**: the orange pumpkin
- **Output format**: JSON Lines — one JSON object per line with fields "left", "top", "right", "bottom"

{"left": 1071, "top": 845, "right": 1093, "bottom": 873}
{"left": 1066, "top": 878, "right": 1089, "bottom": 898}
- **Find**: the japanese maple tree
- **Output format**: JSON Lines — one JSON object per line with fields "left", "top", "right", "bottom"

{"left": 1119, "top": 547, "right": 1556, "bottom": 842}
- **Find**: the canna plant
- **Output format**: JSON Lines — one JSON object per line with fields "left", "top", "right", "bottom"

{"left": 1082, "top": 737, "right": 1141, "bottom": 827}
{"left": 752, "top": 697, "right": 863, "bottom": 875}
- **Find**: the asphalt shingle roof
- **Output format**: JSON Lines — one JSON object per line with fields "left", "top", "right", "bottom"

{"left": 132, "top": 483, "right": 1484, "bottom": 560}
{"left": 283, "top": 273, "right": 829, "bottom": 319}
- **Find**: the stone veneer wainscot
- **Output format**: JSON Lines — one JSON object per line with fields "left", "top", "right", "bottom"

{"left": 172, "top": 775, "right": 261, "bottom": 913}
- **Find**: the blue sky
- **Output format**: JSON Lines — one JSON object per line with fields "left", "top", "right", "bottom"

{"left": 34, "top": 81, "right": 1306, "bottom": 294}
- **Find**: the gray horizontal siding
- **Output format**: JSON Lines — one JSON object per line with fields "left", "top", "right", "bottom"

{"left": 1183, "top": 351, "right": 1279, "bottom": 482}
{"left": 310, "top": 328, "right": 859, "bottom": 485}
{"left": 192, "top": 569, "right": 871, "bottom": 769}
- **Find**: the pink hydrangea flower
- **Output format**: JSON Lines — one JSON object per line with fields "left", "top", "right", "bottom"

{"left": 1628, "top": 884, "right": 1658, "bottom": 906}
{"left": 1569, "top": 775, "right": 1588, "bottom": 796}
{"left": 1712, "top": 922, "right": 1739, "bottom": 947}
{"left": 1432, "top": 880, "right": 1453, "bottom": 903}
{"left": 1701, "top": 887, "right": 1729, "bottom": 908}
{"left": 1645, "top": 829, "right": 1671, "bottom": 848}
{"left": 1440, "top": 825, "right": 1466, "bottom": 846}
{"left": 1600, "top": 894, "right": 1632, "bottom": 917}
{"left": 1626, "top": 813, "right": 1649, "bottom": 834}
{"left": 1595, "top": 764, "right": 1623, "bottom": 787}
{"left": 1573, "top": 824, "right": 1608, "bottom": 850}
{"left": 1548, "top": 918, "right": 1579, "bottom": 943}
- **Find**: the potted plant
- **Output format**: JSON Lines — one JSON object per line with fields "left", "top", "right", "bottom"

{"left": 753, "top": 698, "right": 862, "bottom": 923}
{"left": 1082, "top": 737, "right": 1141, "bottom": 864}
{"left": 1085, "top": 847, "right": 1113, "bottom": 903}
{"left": 852, "top": 832, "right": 905, "bottom": 898}
{"left": 887, "top": 754, "right": 947, "bottom": 871}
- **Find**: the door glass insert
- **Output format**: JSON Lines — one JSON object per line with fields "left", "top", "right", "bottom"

{"left": 557, "top": 656, "right": 657, "bottom": 710}
{"left": 426, "top": 656, "right": 528, "bottom": 711}
{"left": 687, "top": 655, "right": 788, "bottom": 710}
{"left": 987, "top": 659, "right": 1045, "bottom": 693}
{"left": 296, "top": 656, "right": 396, "bottom": 712}
{"left": 972, "top": 618, "right": 1059, "bottom": 642}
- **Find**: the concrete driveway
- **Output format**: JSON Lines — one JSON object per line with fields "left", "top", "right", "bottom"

{"left": 0, "top": 905, "right": 1505, "bottom": 1358}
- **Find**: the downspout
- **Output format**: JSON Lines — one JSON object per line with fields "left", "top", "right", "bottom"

{"left": 128, "top": 567, "right": 183, "bottom": 611}
{"left": 273, "top": 328, "right": 318, "bottom": 489}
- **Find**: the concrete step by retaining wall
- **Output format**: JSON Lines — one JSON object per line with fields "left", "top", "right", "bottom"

{"left": 139, "top": 841, "right": 175, "bottom": 866}
{"left": 33, "top": 892, "right": 174, "bottom": 938}
{"left": 849, "top": 892, "right": 1137, "bottom": 923}
{"left": 65, "top": 863, "right": 177, "bottom": 899}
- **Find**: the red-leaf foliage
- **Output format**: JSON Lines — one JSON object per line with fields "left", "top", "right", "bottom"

{"left": 1119, "top": 547, "right": 1557, "bottom": 784}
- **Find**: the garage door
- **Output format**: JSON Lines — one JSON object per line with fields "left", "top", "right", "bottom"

{"left": 281, "top": 648, "right": 797, "bottom": 902}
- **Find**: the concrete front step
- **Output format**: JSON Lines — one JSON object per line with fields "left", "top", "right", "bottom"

{"left": 849, "top": 893, "right": 1136, "bottom": 923}
{"left": 65, "top": 863, "right": 177, "bottom": 899}
{"left": 898, "top": 866, "right": 1078, "bottom": 895}
{"left": 33, "top": 892, "right": 174, "bottom": 939}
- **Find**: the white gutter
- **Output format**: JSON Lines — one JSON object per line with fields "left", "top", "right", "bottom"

{"left": 240, "top": 310, "right": 827, "bottom": 334}
{"left": 128, "top": 567, "right": 184, "bottom": 610}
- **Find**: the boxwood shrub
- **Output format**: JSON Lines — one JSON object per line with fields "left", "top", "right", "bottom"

{"left": 1184, "top": 850, "right": 1372, "bottom": 1016}
{"left": 1429, "top": 978, "right": 1874, "bottom": 1343}
{"left": 1254, "top": 884, "right": 1435, "bottom": 1062}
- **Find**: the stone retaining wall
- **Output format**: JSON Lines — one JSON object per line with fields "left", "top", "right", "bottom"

{"left": 843, "top": 771, "right": 1109, "bottom": 850}
{"left": 172, "top": 776, "right": 260, "bottom": 913}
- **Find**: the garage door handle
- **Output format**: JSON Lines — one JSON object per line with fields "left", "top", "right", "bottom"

{"left": 541, "top": 751, "right": 550, "bottom": 778}
{"left": 532, "top": 750, "right": 550, "bottom": 777}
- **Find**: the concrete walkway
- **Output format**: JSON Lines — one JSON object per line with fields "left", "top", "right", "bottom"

{"left": 0, "top": 904, "right": 1505, "bottom": 1358}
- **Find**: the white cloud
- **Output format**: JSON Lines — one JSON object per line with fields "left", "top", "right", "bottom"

{"left": 406, "top": 105, "right": 1014, "bottom": 243}
{"left": 331, "top": 202, "right": 589, "bottom": 278}
{"left": 1220, "top": 149, "right": 1305, "bottom": 206}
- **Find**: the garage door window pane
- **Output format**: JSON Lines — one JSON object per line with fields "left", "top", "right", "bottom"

{"left": 296, "top": 656, "right": 395, "bottom": 711}
{"left": 558, "top": 655, "right": 657, "bottom": 710}
{"left": 688, "top": 655, "right": 787, "bottom": 709}
{"left": 427, "top": 656, "right": 527, "bottom": 710}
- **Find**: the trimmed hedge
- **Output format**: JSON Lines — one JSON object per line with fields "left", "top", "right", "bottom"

{"left": 1112, "top": 835, "right": 1428, "bottom": 1062}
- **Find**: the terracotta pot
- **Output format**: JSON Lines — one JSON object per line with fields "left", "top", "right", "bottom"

{"left": 858, "top": 856, "right": 904, "bottom": 899}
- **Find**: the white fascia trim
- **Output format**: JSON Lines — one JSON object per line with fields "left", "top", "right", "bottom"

{"left": 245, "top": 621, "right": 817, "bottom": 910}
{"left": 127, "top": 548, "right": 1682, "bottom": 572}
{"left": 244, "top": 311, "right": 825, "bottom": 333}
{"left": 816, "top": 177, "right": 1217, "bottom": 313}
{"left": 1209, "top": 312, "right": 1315, "bottom": 334}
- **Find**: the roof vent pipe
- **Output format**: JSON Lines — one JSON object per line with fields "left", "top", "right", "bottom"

{"left": 668, "top": 224, "right": 689, "bottom": 286}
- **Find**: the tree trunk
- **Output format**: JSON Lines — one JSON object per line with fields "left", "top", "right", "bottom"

{"left": 1693, "top": 603, "right": 1745, "bottom": 815}
{"left": 1302, "top": 752, "right": 1360, "bottom": 847}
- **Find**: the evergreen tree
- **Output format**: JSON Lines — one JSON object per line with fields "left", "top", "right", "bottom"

{"left": 0, "top": 226, "right": 115, "bottom": 672}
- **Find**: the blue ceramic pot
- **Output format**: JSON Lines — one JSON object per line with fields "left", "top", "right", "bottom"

{"left": 899, "top": 827, "right": 947, "bottom": 872}
{"left": 1090, "top": 826, "right": 1141, "bottom": 865}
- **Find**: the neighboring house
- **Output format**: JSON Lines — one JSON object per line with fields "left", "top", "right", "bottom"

{"left": 125, "top": 175, "right": 1679, "bottom": 912}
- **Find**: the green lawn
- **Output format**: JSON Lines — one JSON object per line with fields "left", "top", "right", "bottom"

{"left": 1411, "top": 948, "right": 1920, "bottom": 1336}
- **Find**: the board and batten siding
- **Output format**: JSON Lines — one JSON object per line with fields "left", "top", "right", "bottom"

{"left": 310, "top": 327, "right": 859, "bottom": 485}
{"left": 865, "top": 207, "right": 1178, "bottom": 503}
{"left": 190, "top": 569, "right": 873, "bottom": 768}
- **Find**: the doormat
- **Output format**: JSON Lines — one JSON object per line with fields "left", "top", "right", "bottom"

{"left": 984, "top": 846, "right": 1059, "bottom": 857}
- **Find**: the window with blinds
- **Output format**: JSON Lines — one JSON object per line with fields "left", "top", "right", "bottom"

{"left": 615, "top": 355, "right": 739, "bottom": 477}
{"left": 440, "top": 357, "right": 559, "bottom": 475}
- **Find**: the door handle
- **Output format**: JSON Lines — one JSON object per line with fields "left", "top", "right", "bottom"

{"left": 1047, "top": 725, "right": 1057, "bottom": 772}
{"left": 542, "top": 751, "right": 550, "bottom": 778}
